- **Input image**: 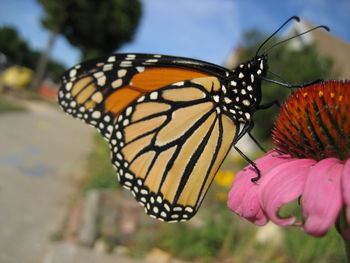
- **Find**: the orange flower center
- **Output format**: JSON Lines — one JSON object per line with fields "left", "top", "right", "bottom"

{"left": 272, "top": 80, "right": 350, "bottom": 160}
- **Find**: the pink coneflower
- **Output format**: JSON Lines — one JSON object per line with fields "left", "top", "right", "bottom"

{"left": 228, "top": 81, "right": 350, "bottom": 240}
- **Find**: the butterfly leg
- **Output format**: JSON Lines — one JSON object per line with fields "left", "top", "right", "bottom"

{"left": 234, "top": 145, "right": 261, "bottom": 182}
{"left": 234, "top": 120, "right": 265, "bottom": 152}
{"left": 234, "top": 121, "right": 262, "bottom": 182}
{"left": 248, "top": 132, "right": 267, "bottom": 153}
{"left": 234, "top": 119, "right": 253, "bottom": 143}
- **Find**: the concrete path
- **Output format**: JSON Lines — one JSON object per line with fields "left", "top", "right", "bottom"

{"left": 0, "top": 101, "right": 92, "bottom": 263}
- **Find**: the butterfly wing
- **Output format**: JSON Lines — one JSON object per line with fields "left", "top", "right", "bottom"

{"left": 111, "top": 76, "right": 236, "bottom": 221}
{"left": 58, "top": 54, "right": 236, "bottom": 222}
{"left": 58, "top": 54, "right": 228, "bottom": 135}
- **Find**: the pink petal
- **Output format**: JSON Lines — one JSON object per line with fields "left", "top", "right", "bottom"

{"left": 228, "top": 167, "right": 266, "bottom": 225}
{"left": 302, "top": 158, "right": 343, "bottom": 237}
{"left": 259, "top": 159, "right": 316, "bottom": 226}
{"left": 342, "top": 159, "right": 350, "bottom": 221}
{"left": 228, "top": 151, "right": 293, "bottom": 225}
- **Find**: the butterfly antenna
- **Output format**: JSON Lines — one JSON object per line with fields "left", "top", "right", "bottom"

{"left": 262, "top": 25, "right": 330, "bottom": 54}
{"left": 255, "top": 16, "right": 300, "bottom": 57}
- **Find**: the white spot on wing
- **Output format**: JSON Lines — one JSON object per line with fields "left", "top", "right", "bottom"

{"left": 120, "top": 61, "right": 132, "bottom": 67}
{"left": 97, "top": 76, "right": 106, "bottom": 86}
{"left": 243, "top": 100, "right": 250, "bottom": 106}
{"left": 118, "top": 69, "right": 127, "bottom": 77}
{"left": 213, "top": 95, "right": 219, "bottom": 103}
{"left": 145, "top": 59, "right": 158, "bottom": 63}
{"left": 126, "top": 107, "right": 133, "bottom": 116}
{"left": 173, "top": 81, "right": 185, "bottom": 86}
{"left": 69, "top": 69, "right": 77, "bottom": 77}
{"left": 65, "top": 82, "right": 73, "bottom": 91}
{"left": 136, "top": 66, "right": 145, "bottom": 72}
{"left": 112, "top": 79, "right": 123, "bottom": 88}
{"left": 125, "top": 173, "right": 134, "bottom": 179}
{"left": 123, "top": 119, "right": 129, "bottom": 126}
{"left": 94, "top": 72, "right": 104, "bottom": 78}
{"left": 224, "top": 97, "right": 232, "bottom": 104}
{"left": 137, "top": 96, "right": 145, "bottom": 102}
{"left": 103, "top": 64, "right": 113, "bottom": 71}
{"left": 126, "top": 54, "right": 136, "bottom": 60}
{"left": 185, "top": 207, "right": 193, "bottom": 213}
{"left": 150, "top": 92, "right": 158, "bottom": 100}
{"left": 92, "top": 111, "right": 101, "bottom": 119}
{"left": 107, "top": 56, "right": 116, "bottom": 62}
{"left": 222, "top": 85, "right": 227, "bottom": 94}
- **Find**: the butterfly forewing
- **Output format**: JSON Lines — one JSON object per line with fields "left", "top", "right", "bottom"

{"left": 58, "top": 54, "right": 229, "bottom": 135}
{"left": 111, "top": 77, "right": 236, "bottom": 221}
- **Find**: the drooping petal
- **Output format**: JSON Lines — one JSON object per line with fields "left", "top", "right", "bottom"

{"left": 259, "top": 159, "right": 316, "bottom": 226}
{"left": 228, "top": 166, "right": 266, "bottom": 225}
{"left": 228, "top": 151, "right": 292, "bottom": 225}
{"left": 302, "top": 158, "right": 343, "bottom": 237}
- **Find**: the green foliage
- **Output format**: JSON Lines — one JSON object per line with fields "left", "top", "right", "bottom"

{"left": 0, "top": 98, "right": 26, "bottom": 113}
{"left": 158, "top": 218, "right": 231, "bottom": 260}
{"left": 0, "top": 26, "right": 65, "bottom": 82}
{"left": 0, "top": 26, "right": 30, "bottom": 65}
{"left": 284, "top": 227, "right": 346, "bottom": 263}
{"left": 46, "top": 59, "right": 66, "bottom": 82}
{"left": 236, "top": 30, "right": 334, "bottom": 141}
{"left": 38, "top": 0, "right": 142, "bottom": 59}
{"left": 82, "top": 133, "right": 118, "bottom": 192}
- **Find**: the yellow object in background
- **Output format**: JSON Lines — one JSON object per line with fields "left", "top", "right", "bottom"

{"left": 215, "top": 170, "right": 235, "bottom": 188}
{"left": 1, "top": 65, "right": 33, "bottom": 89}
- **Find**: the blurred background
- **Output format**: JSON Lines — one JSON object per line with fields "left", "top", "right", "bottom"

{"left": 0, "top": 0, "right": 350, "bottom": 262}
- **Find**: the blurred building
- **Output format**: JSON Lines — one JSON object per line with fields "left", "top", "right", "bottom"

{"left": 225, "top": 20, "right": 350, "bottom": 79}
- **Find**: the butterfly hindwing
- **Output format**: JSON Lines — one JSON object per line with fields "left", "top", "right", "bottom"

{"left": 110, "top": 76, "right": 237, "bottom": 222}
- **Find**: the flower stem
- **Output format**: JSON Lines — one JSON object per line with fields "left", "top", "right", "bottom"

{"left": 336, "top": 209, "right": 350, "bottom": 262}
{"left": 344, "top": 239, "right": 350, "bottom": 263}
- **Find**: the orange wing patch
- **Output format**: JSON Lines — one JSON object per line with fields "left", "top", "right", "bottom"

{"left": 131, "top": 68, "right": 210, "bottom": 91}
{"left": 104, "top": 68, "right": 210, "bottom": 117}
{"left": 104, "top": 86, "right": 142, "bottom": 115}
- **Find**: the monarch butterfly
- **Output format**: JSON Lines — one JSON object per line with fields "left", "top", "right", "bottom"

{"left": 58, "top": 16, "right": 328, "bottom": 222}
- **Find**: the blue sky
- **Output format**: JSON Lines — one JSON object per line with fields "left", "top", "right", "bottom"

{"left": 0, "top": 0, "right": 349, "bottom": 68}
